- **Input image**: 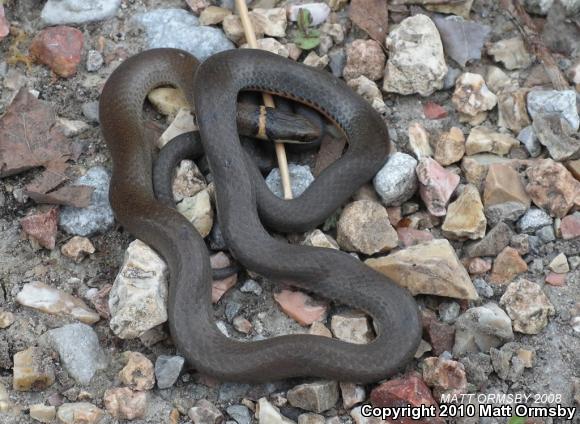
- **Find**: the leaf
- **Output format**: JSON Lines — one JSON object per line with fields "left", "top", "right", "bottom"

{"left": 349, "top": 0, "right": 389, "bottom": 45}
{"left": 432, "top": 14, "right": 491, "bottom": 67}
{"left": 0, "top": 88, "right": 89, "bottom": 207}
{"left": 508, "top": 416, "right": 525, "bottom": 424}
{"left": 295, "top": 35, "right": 321, "bottom": 50}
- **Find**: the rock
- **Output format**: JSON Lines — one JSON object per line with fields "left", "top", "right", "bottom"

{"left": 500, "top": 279, "right": 555, "bottom": 334}
{"left": 426, "top": 320, "right": 455, "bottom": 356}
{"left": 257, "top": 398, "right": 295, "bottom": 424}
{"left": 109, "top": 239, "right": 168, "bottom": 339}
{"left": 188, "top": 399, "right": 224, "bottom": 424}
{"left": 537, "top": 225, "right": 556, "bottom": 242}
{"left": 527, "top": 89, "right": 579, "bottom": 131}
{"left": 336, "top": 200, "right": 398, "bottom": 255}
{"left": 0, "top": 310, "right": 15, "bottom": 329}
{"left": 158, "top": 109, "right": 197, "bottom": 148}
{"left": 59, "top": 167, "right": 115, "bottom": 236}
{"left": 461, "top": 154, "right": 511, "bottom": 190}
{"left": 252, "top": 8, "right": 287, "bottom": 36}
{"left": 56, "top": 403, "right": 104, "bottom": 424}
{"left": 369, "top": 373, "right": 441, "bottom": 423}
{"left": 453, "top": 303, "right": 514, "bottom": 356}
{"left": 29, "top": 404, "right": 56, "bottom": 423}
{"left": 366, "top": 239, "right": 478, "bottom": 300}
{"left": 288, "top": 3, "right": 330, "bottom": 25}
{"left": 432, "top": 15, "right": 490, "bottom": 67}
{"left": 118, "top": 351, "right": 155, "bottom": 391}
{"left": 422, "top": 357, "right": 467, "bottom": 398}
{"left": 177, "top": 189, "right": 214, "bottom": 237}
{"left": 233, "top": 316, "right": 252, "bottom": 334}
{"left": 517, "top": 126, "right": 542, "bottom": 157}
{"left": 339, "top": 383, "right": 365, "bottom": 409}
{"left": 347, "top": 76, "right": 382, "bottom": 104}
{"left": 328, "top": 47, "right": 346, "bottom": 77}
{"left": 373, "top": 153, "right": 418, "bottom": 207}
{"left": 287, "top": 381, "right": 339, "bottom": 413}
{"left": 483, "top": 164, "right": 530, "bottom": 224}
{"left": 56, "top": 117, "right": 90, "bottom": 137}
{"left": 170, "top": 160, "right": 206, "bottom": 202}
{"left": 526, "top": 159, "right": 580, "bottom": 218}
{"left": 490, "top": 247, "right": 528, "bottom": 285}
{"left": 132, "top": 8, "right": 234, "bottom": 61}
{"left": 396, "top": 228, "right": 434, "bottom": 247}
{"left": 104, "top": 387, "right": 148, "bottom": 420}
{"left": 13, "top": 347, "right": 55, "bottom": 391}
{"left": 343, "top": 39, "right": 385, "bottom": 81}
{"left": 241, "top": 38, "right": 289, "bottom": 58}
{"left": 383, "top": 15, "right": 447, "bottom": 96}
{"left": 517, "top": 207, "right": 553, "bottom": 233}
{"left": 41, "top": 0, "right": 120, "bottom": 24}
{"left": 0, "top": 5, "right": 8, "bottom": 41}
{"left": 330, "top": 311, "right": 373, "bottom": 344}
{"left": 452, "top": 73, "right": 497, "bottom": 118}
{"left": 510, "top": 233, "right": 530, "bottom": 256}
{"left": 549, "top": 253, "right": 569, "bottom": 273}
{"left": 61, "top": 236, "right": 95, "bottom": 263}
{"left": 82, "top": 101, "right": 99, "bottom": 123}
{"left": 266, "top": 164, "right": 314, "bottom": 198}
{"left": 464, "top": 221, "right": 512, "bottom": 258}
{"left": 425, "top": 0, "right": 474, "bottom": 17}
{"left": 487, "top": 37, "right": 533, "bottom": 70}
{"left": 29, "top": 26, "right": 83, "bottom": 78}
{"left": 459, "top": 353, "right": 493, "bottom": 387}
{"left": 155, "top": 355, "right": 184, "bottom": 389}
{"left": 416, "top": 158, "right": 460, "bottom": 216}
{"left": 465, "top": 127, "right": 519, "bottom": 156}
{"left": 148, "top": 87, "right": 189, "bottom": 117}
{"left": 561, "top": 213, "right": 580, "bottom": 239}
{"left": 240, "top": 279, "right": 263, "bottom": 295}
{"left": 211, "top": 252, "right": 238, "bottom": 303}
{"left": 442, "top": 185, "right": 487, "bottom": 240}
{"left": 490, "top": 342, "right": 534, "bottom": 382}
{"left": 44, "top": 323, "right": 107, "bottom": 385}
{"left": 302, "top": 229, "right": 339, "bottom": 250}
{"left": 273, "top": 290, "right": 327, "bottom": 326}
{"left": 200, "top": 6, "right": 232, "bottom": 25}
{"left": 434, "top": 127, "right": 465, "bottom": 166}
{"left": 497, "top": 89, "right": 532, "bottom": 133}
{"left": 298, "top": 413, "right": 324, "bottom": 424}
{"left": 20, "top": 207, "right": 59, "bottom": 250}
{"left": 86, "top": 49, "right": 103, "bottom": 72}
{"left": 466, "top": 257, "right": 492, "bottom": 275}
{"left": 302, "top": 52, "right": 329, "bottom": 69}
{"left": 407, "top": 122, "right": 433, "bottom": 160}
{"left": 524, "top": 0, "right": 554, "bottom": 14}
{"left": 423, "top": 101, "right": 448, "bottom": 120}
{"left": 227, "top": 405, "right": 251, "bottom": 424}
{"left": 16, "top": 281, "right": 100, "bottom": 324}
{"left": 532, "top": 114, "right": 580, "bottom": 161}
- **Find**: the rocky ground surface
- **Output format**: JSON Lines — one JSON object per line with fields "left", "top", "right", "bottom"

{"left": 1, "top": 0, "right": 580, "bottom": 423}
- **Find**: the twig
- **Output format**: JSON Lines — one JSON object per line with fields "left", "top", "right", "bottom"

{"left": 235, "top": 0, "right": 293, "bottom": 199}
{"left": 499, "top": 0, "right": 569, "bottom": 90}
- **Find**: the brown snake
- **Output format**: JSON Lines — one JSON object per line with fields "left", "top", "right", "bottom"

{"left": 99, "top": 48, "right": 421, "bottom": 383}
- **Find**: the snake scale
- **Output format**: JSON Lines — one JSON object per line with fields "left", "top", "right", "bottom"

{"left": 99, "top": 48, "right": 421, "bottom": 383}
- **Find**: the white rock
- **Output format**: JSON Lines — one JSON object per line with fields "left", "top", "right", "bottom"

{"left": 527, "top": 90, "right": 579, "bottom": 131}
{"left": 257, "top": 398, "right": 296, "bottom": 424}
{"left": 487, "top": 37, "right": 533, "bottom": 70}
{"left": 266, "top": 164, "right": 314, "bottom": 198}
{"left": 549, "top": 253, "right": 569, "bottom": 273}
{"left": 158, "top": 108, "right": 197, "bottom": 149}
{"left": 241, "top": 38, "right": 289, "bottom": 57}
{"left": 108, "top": 240, "right": 169, "bottom": 339}
{"left": 16, "top": 281, "right": 100, "bottom": 324}
{"left": 176, "top": 189, "right": 214, "bottom": 238}
{"left": 373, "top": 152, "right": 418, "bottom": 206}
{"left": 56, "top": 402, "right": 104, "bottom": 424}
{"left": 330, "top": 311, "right": 373, "bottom": 344}
{"left": 346, "top": 76, "right": 382, "bottom": 104}
{"left": 383, "top": 14, "right": 448, "bottom": 96}
{"left": 452, "top": 73, "right": 497, "bottom": 117}
{"left": 57, "top": 117, "right": 90, "bottom": 137}
{"left": 41, "top": 0, "right": 121, "bottom": 25}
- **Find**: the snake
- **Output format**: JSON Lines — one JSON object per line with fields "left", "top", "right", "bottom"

{"left": 99, "top": 47, "right": 421, "bottom": 383}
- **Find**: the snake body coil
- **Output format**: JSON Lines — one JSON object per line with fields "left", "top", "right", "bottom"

{"left": 100, "top": 48, "right": 421, "bottom": 383}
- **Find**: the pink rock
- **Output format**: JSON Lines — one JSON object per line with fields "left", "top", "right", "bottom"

{"left": 545, "top": 272, "right": 567, "bottom": 286}
{"left": 422, "top": 357, "right": 467, "bottom": 398}
{"left": 560, "top": 214, "right": 580, "bottom": 240}
{"left": 396, "top": 227, "right": 434, "bottom": 247}
{"left": 416, "top": 158, "right": 460, "bottom": 216}
{"left": 423, "top": 101, "right": 448, "bottom": 120}
{"left": 20, "top": 207, "right": 59, "bottom": 250}
{"left": 0, "top": 5, "right": 9, "bottom": 40}
{"left": 466, "top": 257, "right": 492, "bottom": 275}
{"left": 343, "top": 39, "right": 386, "bottom": 81}
{"left": 427, "top": 321, "right": 455, "bottom": 356}
{"left": 386, "top": 206, "right": 402, "bottom": 227}
{"left": 370, "top": 372, "right": 443, "bottom": 424}
{"left": 29, "top": 26, "right": 83, "bottom": 78}
{"left": 273, "top": 289, "right": 327, "bottom": 326}
{"left": 211, "top": 252, "right": 238, "bottom": 303}
{"left": 103, "top": 387, "right": 148, "bottom": 420}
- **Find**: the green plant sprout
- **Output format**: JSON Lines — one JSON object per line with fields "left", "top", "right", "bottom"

{"left": 292, "top": 8, "right": 321, "bottom": 50}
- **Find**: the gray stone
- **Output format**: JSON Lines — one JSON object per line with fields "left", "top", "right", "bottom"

{"left": 298, "top": 413, "right": 325, "bottom": 424}
{"left": 373, "top": 152, "right": 418, "bottom": 206}
{"left": 132, "top": 9, "right": 234, "bottom": 61}
{"left": 438, "top": 301, "right": 461, "bottom": 324}
{"left": 524, "top": 0, "right": 554, "bottom": 15}
{"left": 517, "top": 125, "right": 542, "bottom": 157}
{"left": 155, "top": 355, "right": 184, "bottom": 389}
{"left": 44, "top": 323, "right": 107, "bottom": 385}
{"left": 188, "top": 399, "right": 224, "bottom": 424}
{"left": 464, "top": 221, "right": 512, "bottom": 258}
{"left": 489, "top": 342, "right": 534, "bottom": 382}
{"left": 240, "top": 279, "right": 262, "bottom": 296}
{"left": 453, "top": 303, "right": 514, "bottom": 356}
{"left": 484, "top": 202, "right": 528, "bottom": 226}
{"left": 328, "top": 47, "right": 346, "bottom": 78}
{"left": 226, "top": 405, "right": 251, "bottom": 424}
{"left": 266, "top": 164, "right": 314, "bottom": 198}
{"left": 225, "top": 302, "right": 241, "bottom": 322}
{"left": 527, "top": 90, "right": 579, "bottom": 131}
{"left": 459, "top": 353, "right": 493, "bottom": 387}
{"left": 517, "top": 208, "right": 553, "bottom": 234}
{"left": 218, "top": 383, "right": 250, "bottom": 402}
{"left": 41, "top": 0, "right": 121, "bottom": 25}
{"left": 86, "top": 50, "right": 103, "bottom": 72}
{"left": 209, "top": 222, "right": 227, "bottom": 250}
{"left": 81, "top": 101, "right": 99, "bottom": 123}
{"left": 287, "top": 381, "right": 339, "bottom": 413}
{"left": 443, "top": 67, "right": 462, "bottom": 90}
{"left": 532, "top": 114, "right": 580, "bottom": 161}
{"left": 473, "top": 278, "right": 494, "bottom": 298}
{"left": 59, "top": 167, "right": 115, "bottom": 236}
{"left": 537, "top": 225, "right": 556, "bottom": 242}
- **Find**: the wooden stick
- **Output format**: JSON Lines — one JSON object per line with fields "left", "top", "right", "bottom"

{"left": 500, "top": 0, "right": 569, "bottom": 90}
{"left": 235, "top": 0, "right": 293, "bottom": 199}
